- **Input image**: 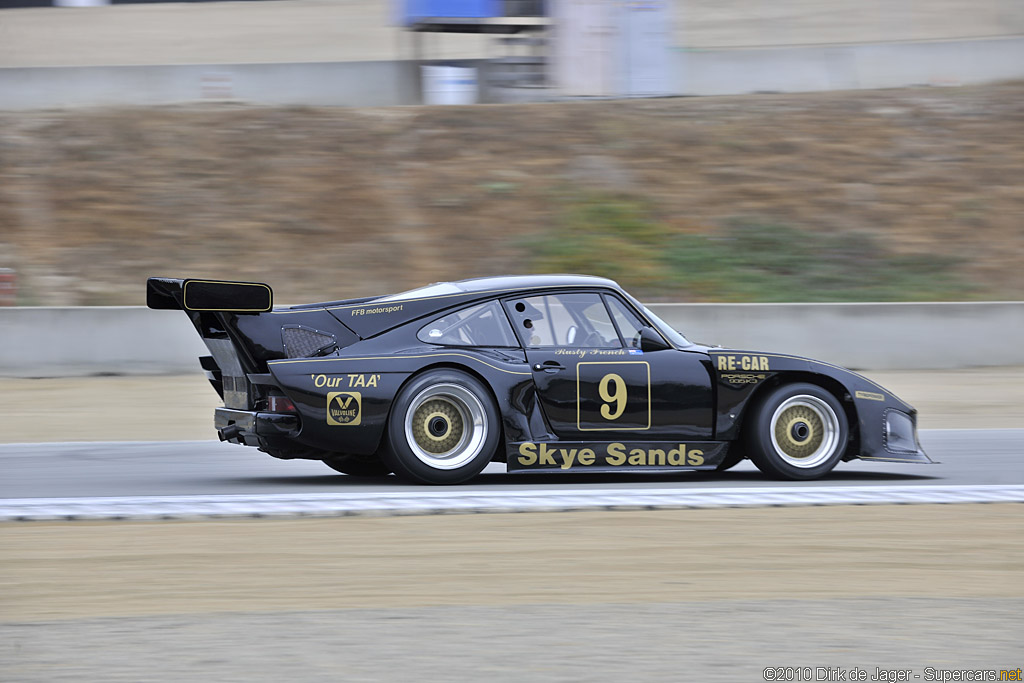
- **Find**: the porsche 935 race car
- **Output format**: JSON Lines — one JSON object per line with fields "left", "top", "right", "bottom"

{"left": 147, "top": 274, "right": 931, "bottom": 484}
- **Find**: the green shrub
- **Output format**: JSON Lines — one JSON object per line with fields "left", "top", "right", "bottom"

{"left": 529, "top": 197, "right": 973, "bottom": 302}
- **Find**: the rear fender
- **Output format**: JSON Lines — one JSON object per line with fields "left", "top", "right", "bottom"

{"left": 267, "top": 348, "right": 533, "bottom": 457}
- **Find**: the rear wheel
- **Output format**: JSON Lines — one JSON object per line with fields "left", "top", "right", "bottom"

{"left": 322, "top": 453, "right": 392, "bottom": 477}
{"left": 382, "top": 369, "right": 500, "bottom": 485}
{"left": 745, "top": 383, "right": 849, "bottom": 480}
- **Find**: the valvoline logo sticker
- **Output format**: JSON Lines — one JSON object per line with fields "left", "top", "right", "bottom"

{"left": 327, "top": 391, "right": 361, "bottom": 426}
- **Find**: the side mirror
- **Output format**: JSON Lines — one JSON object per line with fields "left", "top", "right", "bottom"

{"left": 638, "top": 326, "right": 671, "bottom": 352}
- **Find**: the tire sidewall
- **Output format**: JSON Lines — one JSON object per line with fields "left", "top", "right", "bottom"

{"left": 746, "top": 382, "right": 849, "bottom": 480}
{"left": 383, "top": 369, "right": 501, "bottom": 485}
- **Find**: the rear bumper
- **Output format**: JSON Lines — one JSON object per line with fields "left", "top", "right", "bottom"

{"left": 215, "top": 407, "right": 300, "bottom": 446}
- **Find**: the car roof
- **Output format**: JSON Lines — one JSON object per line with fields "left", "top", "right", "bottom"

{"left": 322, "top": 273, "right": 629, "bottom": 339}
{"left": 378, "top": 274, "right": 622, "bottom": 302}
{"left": 454, "top": 274, "right": 620, "bottom": 292}
{"left": 285, "top": 274, "right": 625, "bottom": 313}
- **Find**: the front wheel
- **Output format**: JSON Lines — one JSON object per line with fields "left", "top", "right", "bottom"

{"left": 745, "top": 383, "right": 849, "bottom": 480}
{"left": 382, "top": 369, "right": 500, "bottom": 485}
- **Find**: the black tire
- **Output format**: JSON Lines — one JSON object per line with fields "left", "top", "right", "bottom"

{"left": 382, "top": 369, "right": 501, "bottom": 485}
{"left": 322, "top": 453, "right": 392, "bottom": 477}
{"left": 745, "top": 382, "right": 849, "bottom": 480}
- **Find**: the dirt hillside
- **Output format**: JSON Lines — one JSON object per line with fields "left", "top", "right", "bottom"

{"left": 1, "top": 82, "right": 1022, "bottom": 305}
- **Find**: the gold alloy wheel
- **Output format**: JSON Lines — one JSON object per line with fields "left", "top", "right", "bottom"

{"left": 411, "top": 401, "right": 464, "bottom": 455}
{"left": 768, "top": 395, "right": 841, "bottom": 468}
{"left": 403, "top": 383, "right": 487, "bottom": 470}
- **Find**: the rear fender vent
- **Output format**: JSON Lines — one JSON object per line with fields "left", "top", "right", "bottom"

{"left": 282, "top": 325, "right": 337, "bottom": 359}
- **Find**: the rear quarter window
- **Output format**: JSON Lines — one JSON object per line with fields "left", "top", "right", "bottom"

{"left": 417, "top": 301, "right": 519, "bottom": 347}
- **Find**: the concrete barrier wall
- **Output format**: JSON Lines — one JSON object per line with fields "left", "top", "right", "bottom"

{"left": 0, "top": 60, "right": 420, "bottom": 110}
{"left": 648, "top": 302, "right": 1024, "bottom": 370}
{"left": 1, "top": 37, "right": 1021, "bottom": 110}
{"left": 0, "top": 303, "right": 1021, "bottom": 377}
{"left": 675, "top": 37, "right": 1024, "bottom": 96}
{"left": 0, "top": 307, "right": 208, "bottom": 378}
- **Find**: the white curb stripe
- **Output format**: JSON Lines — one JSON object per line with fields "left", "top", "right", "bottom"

{"left": 2, "top": 485, "right": 1023, "bottom": 521}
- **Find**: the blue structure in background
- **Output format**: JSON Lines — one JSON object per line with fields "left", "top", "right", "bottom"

{"left": 401, "top": 0, "right": 501, "bottom": 23}
{"left": 398, "top": 0, "right": 545, "bottom": 29}
{"left": 396, "top": 0, "right": 549, "bottom": 103}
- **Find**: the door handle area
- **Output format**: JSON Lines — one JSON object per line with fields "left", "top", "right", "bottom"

{"left": 533, "top": 361, "right": 565, "bottom": 373}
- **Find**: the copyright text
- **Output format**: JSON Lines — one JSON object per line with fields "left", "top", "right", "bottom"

{"left": 763, "top": 667, "right": 1022, "bottom": 682}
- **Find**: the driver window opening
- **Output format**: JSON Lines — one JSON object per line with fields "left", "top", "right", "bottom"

{"left": 508, "top": 293, "right": 620, "bottom": 348}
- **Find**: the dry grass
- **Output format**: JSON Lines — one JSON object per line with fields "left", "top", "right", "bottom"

{"left": 1, "top": 83, "right": 1022, "bottom": 305}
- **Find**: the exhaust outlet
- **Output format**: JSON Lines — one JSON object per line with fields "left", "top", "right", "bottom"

{"left": 219, "top": 424, "right": 242, "bottom": 442}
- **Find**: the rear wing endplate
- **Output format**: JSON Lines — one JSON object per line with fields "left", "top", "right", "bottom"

{"left": 146, "top": 277, "right": 273, "bottom": 313}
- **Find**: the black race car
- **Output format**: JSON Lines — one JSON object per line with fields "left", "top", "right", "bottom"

{"left": 147, "top": 274, "right": 931, "bottom": 484}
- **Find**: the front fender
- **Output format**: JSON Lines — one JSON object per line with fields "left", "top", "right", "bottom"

{"left": 708, "top": 350, "right": 931, "bottom": 464}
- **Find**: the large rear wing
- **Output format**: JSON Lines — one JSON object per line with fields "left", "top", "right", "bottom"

{"left": 146, "top": 277, "right": 273, "bottom": 313}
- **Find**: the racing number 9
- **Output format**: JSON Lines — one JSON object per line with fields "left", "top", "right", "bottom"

{"left": 599, "top": 373, "right": 626, "bottom": 420}
{"left": 577, "top": 361, "right": 651, "bottom": 431}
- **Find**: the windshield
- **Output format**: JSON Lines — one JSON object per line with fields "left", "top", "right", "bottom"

{"left": 642, "top": 306, "right": 692, "bottom": 348}
{"left": 375, "top": 282, "right": 464, "bottom": 302}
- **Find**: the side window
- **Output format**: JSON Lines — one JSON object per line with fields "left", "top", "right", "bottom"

{"left": 507, "top": 292, "right": 620, "bottom": 348}
{"left": 417, "top": 301, "right": 519, "bottom": 347}
{"left": 606, "top": 296, "right": 645, "bottom": 348}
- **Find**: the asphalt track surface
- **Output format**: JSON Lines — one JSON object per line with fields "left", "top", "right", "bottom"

{"left": 5, "top": 433, "right": 1022, "bottom": 681}
{"left": 2, "top": 429, "right": 1021, "bottom": 500}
